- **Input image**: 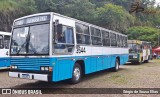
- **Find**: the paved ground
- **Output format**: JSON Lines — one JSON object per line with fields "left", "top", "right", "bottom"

{"left": 0, "top": 59, "right": 160, "bottom": 97}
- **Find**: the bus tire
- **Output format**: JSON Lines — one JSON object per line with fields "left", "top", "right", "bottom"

{"left": 70, "top": 63, "right": 82, "bottom": 84}
{"left": 111, "top": 59, "right": 119, "bottom": 72}
{"left": 144, "top": 59, "right": 149, "bottom": 63}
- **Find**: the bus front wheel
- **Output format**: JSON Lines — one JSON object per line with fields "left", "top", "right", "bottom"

{"left": 70, "top": 63, "right": 82, "bottom": 84}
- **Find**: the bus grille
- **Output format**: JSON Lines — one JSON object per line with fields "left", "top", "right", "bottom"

{"left": 129, "top": 55, "right": 133, "bottom": 59}
{"left": 10, "top": 58, "right": 50, "bottom": 70}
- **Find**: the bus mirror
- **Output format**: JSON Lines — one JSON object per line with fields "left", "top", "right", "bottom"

{"left": 54, "top": 24, "right": 62, "bottom": 44}
{"left": 57, "top": 24, "right": 62, "bottom": 33}
{"left": 55, "top": 19, "right": 59, "bottom": 25}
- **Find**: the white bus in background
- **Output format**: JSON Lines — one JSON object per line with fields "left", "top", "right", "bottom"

{"left": 0, "top": 31, "right": 11, "bottom": 69}
{"left": 9, "top": 12, "right": 128, "bottom": 84}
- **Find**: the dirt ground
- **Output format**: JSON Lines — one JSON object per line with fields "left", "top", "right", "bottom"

{"left": 0, "top": 59, "right": 160, "bottom": 97}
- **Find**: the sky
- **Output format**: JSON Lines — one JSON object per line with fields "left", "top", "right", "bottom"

{"left": 155, "top": 0, "right": 160, "bottom": 5}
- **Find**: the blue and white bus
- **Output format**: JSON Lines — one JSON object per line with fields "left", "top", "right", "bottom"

{"left": 0, "top": 31, "right": 11, "bottom": 69}
{"left": 9, "top": 12, "right": 128, "bottom": 84}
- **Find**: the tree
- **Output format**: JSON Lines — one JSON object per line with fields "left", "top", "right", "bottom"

{"left": 96, "top": 4, "right": 135, "bottom": 33}
{"left": 0, "top": 0, "right": 37, "bottom": 31}
{"left": 35, "top": 0, "right": 56, "bottom": 12}
{"left": 127, "top": 26, "right": 160, "bottom": 47}
{"left": 59, "top": 0, "right": 96, "bottom": 23}
{"left": 0, "top": 0, "right": 18, "bottom": 12}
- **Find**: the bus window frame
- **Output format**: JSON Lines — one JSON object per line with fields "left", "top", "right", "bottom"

{"left": 76, "top": 23, "right": 90, "bottom": 45}
{"left": 53, "top": 24, "right": 75, "bottom": 55}
{"left": 102, "top": 30, "right": 110, "bottom": 47}
{"left": 90, "top": 27, "right": 102, "bottom": 46}
{"left": 0, "top": 35, "right": 4, "bottom": 49}
{"left": 4, "top": 35, "right": 10, "bottom": 49}
{"left": 10, "top": 22, "right": 50, "bottom": 56}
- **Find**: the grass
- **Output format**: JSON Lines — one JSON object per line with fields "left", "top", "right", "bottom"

{"left": 152, "top": 59, "right": 160, "bottom": 63}
{"left": 106, "top": 74, "right": 132, "bottom": 84}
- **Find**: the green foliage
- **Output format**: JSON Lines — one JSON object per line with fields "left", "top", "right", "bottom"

{"left": 35, "top": 0, "right": 56, "bottom": 12}
{"left": 0, "top": 0, "right": 160, "bottom": 47}
{"left": 0, "top": 0, "right": 18, "bottom": 12}
{"left": 60, "top": 0, "right": 96, "bottom": 22}
{"left": 96, "top": 4, "right": 135, "bottom": 33}
{"left": 127, "top": 26, "right": 160, "bottom": 47}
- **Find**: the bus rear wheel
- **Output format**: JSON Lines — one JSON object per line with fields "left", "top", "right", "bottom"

{"left": 70, "top": 63, "right": 82, "bottom": 84}
{"left": 111, "top": 59, "right": 119, "bottom": 72}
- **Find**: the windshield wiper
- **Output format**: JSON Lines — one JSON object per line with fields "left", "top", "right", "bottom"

{"left": 16, "top": 33, "right": 31, "bottom": 55}
{"left": 16, "top": 32, "right": 38, "bottom": 55}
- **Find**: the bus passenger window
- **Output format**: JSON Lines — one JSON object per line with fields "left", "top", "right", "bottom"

{"left": 102, "top": 30, "right": 110, "bottom": 46}
{"left": 91, "top": 27, "right": 102, "bottom": 45}
{"left": 110, "top": 33, "right": 117, "bottom": 46}
{"left": 76, "top": 23, "right": 90, "bottom": 45}
{"left": 4, "top": 35, "right": 10, "bottom": 49}
{"left": 0, "top": 35, "right": 3, "bottom": 49}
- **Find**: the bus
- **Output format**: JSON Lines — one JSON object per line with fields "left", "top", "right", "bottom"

{"left": 128, "top": 40, "right": 151, "bottom": 64}
{"left": 9, "top": 12, "right": 128, "bottom": 84}
{"left": 0, "top": 31, "right": 11, "bottom": 69}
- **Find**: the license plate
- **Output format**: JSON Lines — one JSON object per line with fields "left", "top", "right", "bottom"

{"left": 22, "top": 74, "right": 30, "bottom": 79}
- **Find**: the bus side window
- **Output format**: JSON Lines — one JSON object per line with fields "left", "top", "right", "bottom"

{"left": 4, "top": 35, "right": 10, "bottom": 49}
{"left": 54, "top": 25, "right": 74, "bottom": 54}
{"left": 91, "top": 27, "right": 102, "bottom": 45}
{"left": 76, "top": 23, "right": 90, "bottom": 45}
{"left": 0, "top": 35, "right": 4, "bottom": 49}
{"left": 110, "top": 33, "right": 117, "bottom": 47}
{"left": 102, "top": 30, "right": 110, "bottom": 46}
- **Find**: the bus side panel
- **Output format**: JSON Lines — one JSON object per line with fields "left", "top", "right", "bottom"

{"left": 0, "top": 58, "right": 10, "bottom": 68}
{"left": 84, "top": 58, "right": 91, "bottom": 74}
{"left": 0, "top": 58, "right": 5, "bottom": 67}
{"left": 90, "top": 57, "right": 97, "bottom": 73}
{"left": 53, "top": 58, "right": 74, "bottom": 81}
{"left": 59, "top": 59, "right": 73, "bottom": 81}
{"left": 103, "top": 55, "right": 111, "bottom": 70}
{"left": 97, "top": 56, "right": 103, "bottom": 71}
{"left": 51, "top": 58, "right": 58, "bottom": 82}
{"left": 120, "top": 54, "right": 128, "bottom": 65}
{"left": 110, "top": 55, "right": 116, "bottom": 68}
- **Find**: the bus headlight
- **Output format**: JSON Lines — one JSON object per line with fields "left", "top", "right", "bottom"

{"left": 11, "top": 65, "right": 18, "bottom": 69}
{"left": 40, "top": 66, "right": 52, "bottom": 71}
{"left": 14, "top": 66, "right": 18, "bottom": 69}
{"left": 41, "top": 67, "right": 45, "bottom": 71}
{"left": 44, "top": 67, "right": 49, "bottom": 71}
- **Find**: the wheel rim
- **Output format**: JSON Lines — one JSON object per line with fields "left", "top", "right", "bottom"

{"left": 73, "top": 67, "right": 80, "bottom": 81}
{"left": 116, "top": 61, "right": 119, "bottom": 70}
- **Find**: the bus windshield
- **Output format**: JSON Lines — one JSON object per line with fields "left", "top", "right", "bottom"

{"left": 128, "top": 43, "right": 141, "bottom": 53}
{"left": 11, "top": 24, "right": 49, "bottom": 55}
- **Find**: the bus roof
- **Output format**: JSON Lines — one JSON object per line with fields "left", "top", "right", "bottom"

{"left": 128, "top": 40, "right": 151, "bottom": 44}
{"left": 14, "top": 12, "right": 127, "bottom": 37}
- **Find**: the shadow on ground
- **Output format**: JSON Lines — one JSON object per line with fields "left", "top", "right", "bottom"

{"left": 0, "top": 69, "right": 9, "bottom": 73}
{"left": 10, "top": 68, "right": 126, "bottom": 89}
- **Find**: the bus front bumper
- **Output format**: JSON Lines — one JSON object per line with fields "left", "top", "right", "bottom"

{"left": 9, "top": 72, "right": 51, "bottom": 82}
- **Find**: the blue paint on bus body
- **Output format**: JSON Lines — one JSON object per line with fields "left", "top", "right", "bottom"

{"left": 10, "top": 54, "right": 128, "bottom": 82}
{"left": 0, "top": 57, "right": 10, "bottom": 68}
